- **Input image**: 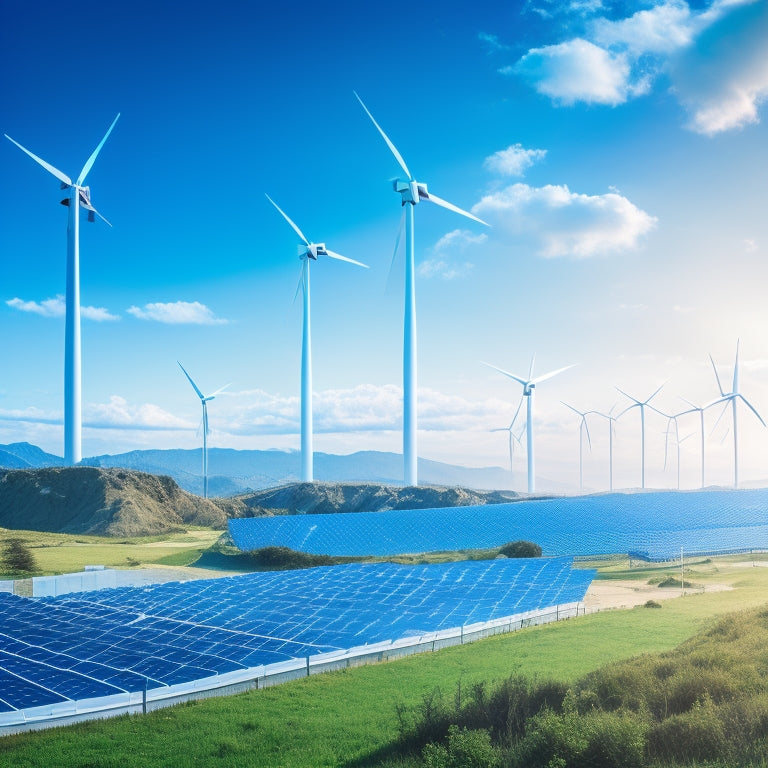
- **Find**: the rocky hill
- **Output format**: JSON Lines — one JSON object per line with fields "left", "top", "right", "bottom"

{"left": 225, "top": 482, "right": 519, "bottom": 518}
{"left": 0, "top": 467, "right": 230, "bottom": 537}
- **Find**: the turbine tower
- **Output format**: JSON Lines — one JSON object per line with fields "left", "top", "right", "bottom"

{"left": 709, "top": 340, "right": 766, "bottom": 488}
{"left": 592, "top": 408, "right": 618, "bottom": 491}
{"left": 483, "top": 357, "right": 576, "bottom": 493}
{"left": 5, "top": 115, "right": 120, "bottom": 465}
{"left": 616, "top": 384, "right": 664, "bottom": 489}
{"left": 178, "top": 362, "right": 229, "bottom": 499}
{"left": 266, "top": 195, "right": 368, "bottom": 483}
{"left": 356, "top": 92, "right": 488, "bottom": 486}
{"left": 561, "top": 402, "right": 592, "bottom": 492}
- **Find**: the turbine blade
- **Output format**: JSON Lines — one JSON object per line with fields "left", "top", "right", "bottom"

{"left": 265, "top": 194, "right": 310, "bottom": 245}
{"left": 733, "top": 338, "right": 740, "bottom": 393}
{"left": 646, "top": 383, "right": 664, "bottom": 404}
{"left": 422, "top": 190, "right": 489, "bottom": 226}
{"left": 353, "top": 91, "right": 412, "bottom": 180}
{"left": 709, "top": 353, "right": 725, "bottom": 396}
{"left": 510, "top": 394, "right": 525, "bottom": 428}
{"left": 386, "top": 208, "right": 406, "bottom": 293}
{"left": 584, "top": 418, "right": 592, "bottom": 451}
{"left": 710, "top": 399, "right": 731, "bottom": 435}
{"left": 77, "top": 113, "right": 120, "bottom": 186}
{"left": 528, "top": 355, "right": 536, "bottom": 381}
{"left": 210, "top": 383, "right": 231, "bottom": 398}
{"left": 616, "top": 386, "right": 641, "bottom": 405}
{"left": 531, "top": 363, "right": 577, "bottom": 386}
{"left": 293, "top": 260, "right": 306, "bottom": 305}
{"left": 324, "top": 249, "right": 369, "bottom": 268}
{"left": 88, "top": 204, "right": 112, "bottom": 227}
{"left": 561, "top": 401, "right": 581, "bottom": 417}
{"left": 5, "top": 134, "right": 72, "bottom": 186}
{"left": 481, "top": 361, "right": 528, "bottom": 388}
{"left": 738, "top": 394, "right": 767, "bottom": 428}
{"left": 178, "top": 361, "right": 205, "bottom": 401}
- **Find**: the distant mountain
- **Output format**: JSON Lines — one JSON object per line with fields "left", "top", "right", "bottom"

{"left": 83, "top": 448, "right": 519, "bottom": 495}
{"left": 0, "top": 466, "right": 230, "bottom": 537}
{"left": 0, "top": 442, "right": 62, "bottom": 469}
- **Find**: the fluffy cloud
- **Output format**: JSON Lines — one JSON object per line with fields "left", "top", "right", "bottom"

{"left": 7, "top": 295, "right": 119, "bottom": 321}
{"left": 483, "top": 144, "right": 547, "bottom": 176}
{"left": 511, "top": 38, "right": 637, "bottom": 105}
{"left": 127, "top": 301, "right": 227, "bottom": 325}
{"left": 508, "top": 0, "right": 768, "bottom": 134}
{"left": 472, "top": 183, "right": 657, "bottom": 258}
{"left": 85, "top": 396, "right": 191, "bottom": 431}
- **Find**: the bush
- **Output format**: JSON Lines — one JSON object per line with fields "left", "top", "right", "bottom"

{"left": 498, "top": 541, "right": 542, "bottom": 559}
{"left": 1, "top": 537, "right": 37, "bottom": 574}
{"left": 422, "top": 726, "right": 500, "bottom": 768}
{"left": 245, "top": 546, "right": 335, "bottom": 570}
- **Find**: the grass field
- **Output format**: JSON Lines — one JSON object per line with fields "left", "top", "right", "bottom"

{"left": 0, "top": 528, "right": 222, "bottom": 577}
{"left": 2, "top": 549, "right": 768, "bottom": 767}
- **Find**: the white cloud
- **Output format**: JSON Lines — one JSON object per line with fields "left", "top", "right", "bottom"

{"left": 509, "top": 0, "right": 768, "bottom": 135}
{"left": 472, "top": 183, "right": 657, "bottom": 258}
{"left": 478, "top": 32, "right": 509, "bottom": 53}
{"left": 7, "top": 295, "right": 118, "bottom": 321}
{"left": 483, "top": 144, "right": 547, "bottom": 177}
{"left": 127, "top": 301, "right": 227, "bottom": 325}
{"left": 85, "top": 396, "right": 191, "bottom": 431}
{"left": 0, "top": 407, "right": 62, "bottom": 425}
{"left": 433, "top": 229, "right": 488, "bottom": 252}
{"left": 417, "top": 259, "right": 475, "bottom": 280}
{"left": 512, "top": 38, "right": 637, "bottom": 105}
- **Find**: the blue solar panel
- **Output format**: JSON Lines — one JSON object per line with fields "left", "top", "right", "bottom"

{"left": 228, "top": 489, "right": 768, "bottom": 559}
{"left": 0, "top": 557, "right": 592, "bottom": 716}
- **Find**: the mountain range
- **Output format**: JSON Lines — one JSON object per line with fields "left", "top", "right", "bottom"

{"left": 0, "top": 443, "right": 528, "bottom": 495}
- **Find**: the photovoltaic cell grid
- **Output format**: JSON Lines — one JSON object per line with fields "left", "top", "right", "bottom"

{"left": 0, "top": 557, "right": 593, "bottom": 716}
{"left": 228, "top": 488, "right": 768, "bottom": 560}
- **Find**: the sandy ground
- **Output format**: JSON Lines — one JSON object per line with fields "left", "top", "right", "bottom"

{"left": 583, "top": 579, "right": 732, "bottom": 612}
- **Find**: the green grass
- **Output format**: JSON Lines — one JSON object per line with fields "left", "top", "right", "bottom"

{"left": 0, "top": 528, "right": 222, "bottom": 577}
{"left": 4, "top": 560, "right": 768, "bottom": 767}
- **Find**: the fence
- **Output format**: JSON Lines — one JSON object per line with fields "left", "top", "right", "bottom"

{"left": 0, "top": 600, "right": 584, "bottom": 734}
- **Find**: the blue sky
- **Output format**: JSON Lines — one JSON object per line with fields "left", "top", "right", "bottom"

{"left": 3, "top": 0, "right": 768, "bottom": 491}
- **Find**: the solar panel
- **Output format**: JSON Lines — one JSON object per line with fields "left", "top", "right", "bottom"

{"left": 228, "top": 489, "right": 768, "bottom": 559}
{"left": 0, "top": 556, "right": 592, "bottom": 720}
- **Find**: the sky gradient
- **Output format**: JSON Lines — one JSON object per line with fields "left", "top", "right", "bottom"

{"left": 3, "top": 0, "right": 768, "bottom": 491}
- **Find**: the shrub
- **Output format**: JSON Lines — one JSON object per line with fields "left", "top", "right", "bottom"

{"left": 422, "top": 726, "right": 500, "bottom": 768}
{"left": 644, "top": 600, "right": 662, "bottom": 608}
{"left": 498, "top": 541, "right": 542, "bottom": 559}
{"left": 245, "top": 546, "right": 335, "bottom": 570}
{"left": 1, "top": 537, "right": 37, "bottom": 574}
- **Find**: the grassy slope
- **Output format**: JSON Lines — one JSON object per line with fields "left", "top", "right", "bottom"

{"left": 3, "top": 560, "right": 768, "bottom": 767}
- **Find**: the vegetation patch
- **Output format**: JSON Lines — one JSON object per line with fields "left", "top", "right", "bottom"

{"left": 497, "top": 540, "right": 542, "bottom": 558}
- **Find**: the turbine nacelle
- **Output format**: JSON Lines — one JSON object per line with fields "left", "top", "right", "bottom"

{"left": 299, "top": 243, "right": 326, "bottom": 260}
{"left": 393, "top": 178, "right": 428, "bottom": 205}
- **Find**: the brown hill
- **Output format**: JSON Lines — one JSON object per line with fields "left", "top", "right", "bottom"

{"left": 0, "top": 467, "right": 230, "bottom": 537}
{"left": 226, "top": 482, "right": 519, "bottom": 518}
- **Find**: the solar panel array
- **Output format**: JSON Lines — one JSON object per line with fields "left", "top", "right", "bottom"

{"left": 0, "top": 556, "right": 592, "bottom": 719}
{"left": 228, "top": 488, "right": 768, "bottom": 560}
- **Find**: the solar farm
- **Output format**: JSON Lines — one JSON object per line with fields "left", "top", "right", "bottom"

{"left": 229, "top": 488, "right": 768, "bottom": 560}
{"left": 0, "top": 556, "right": 592, "bottom": 730}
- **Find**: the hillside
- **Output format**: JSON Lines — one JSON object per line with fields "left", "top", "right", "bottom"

{"left": 0, "top": 467, "right": 230, "bottom": 537}
{"left": 225, "top": 481, "right": 519, "bottom": 517}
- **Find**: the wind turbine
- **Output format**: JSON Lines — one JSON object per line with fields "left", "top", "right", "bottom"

{"left": 561, "top": 402, "right": 592, "bottom": 492}
{"left": 178, "top": 362, "right": 230, "bottom": 499}
{"left": 490, "top": 395, "right": 526, "bottom": 477}
{"left": 616, "top": 384, "right": 665, "bottom": 489}
{"left": 483, "top": 357, "right": 576, "bottom": 493}
{"left": 663, "top": 415, "right": 695, "bottom": 490}
{"left": 265, "top": 195, "right": 368, "bottom": 483}
{"left": 709, "top": 340, "right": 766, "bottom": 488}
{"left": 355, "top": 92, "right": 488, "bottom": 487}
{"left": 5, "top": 115, "right": 120, "bottom": 465}
{"left": 592, "top": 408, "right": 618, "bottom": 491}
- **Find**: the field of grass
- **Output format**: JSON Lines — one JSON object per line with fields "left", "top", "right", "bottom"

{"left": 3, "top": 557, "right": 768, "bottom": 766}
{"left": 0, "top": 527, "right": 222, "bottom": 577}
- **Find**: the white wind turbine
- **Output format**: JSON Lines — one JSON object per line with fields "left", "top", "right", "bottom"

{"left": 709, "top": 340, "right": 766, "bottom": 488}
{"left": 266, "top": 195, "right": 368, "bottom": 483}
{"left": 490, "top": 395, "right": 526, "bottom": 477}
{"left": 592, "top": 408, "right": 618, "bottom": 492}
{"left": 483, "top": 357, "right": 576, "bottom": 493}
{"left": 663, "top": 415, "right": 695, "bottom": 490}
{"left": 561, "top": 402, "right": 592, "bottom": 492}
{"left": 616, "top": 384, "right": 664, "bottom": 489}
{"left": 355, "top": 92, "right": 488, "bottom": 487}
{"left": 178, "top": 362, "right": 230, "bottom": 499}
{"left": 5, "top": 115, "right": 120, "bottom": 465}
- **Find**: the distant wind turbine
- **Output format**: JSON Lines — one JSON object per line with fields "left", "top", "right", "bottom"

{"left": 663, "top": 415, "right": 695, "bottom": 490}
{"left": 674, "top": 396, "right": 723, "bottom": 489}
{"left": 490, "top": 396, "right": 525, "bottom": 477}
{"left": 616, "top": 384, "right": 665, "bottom": 489}
{"left": 355, "top": 91, "right": 488, "bottom": 487}
{"left": 265, "top": 195, "right": 368, "bottom": 483}
{"left": 5, "top": 115, "right": 120, "bottom": 465}
{"left": 483, "top": 357, "right": 576, "bottom": 493}
{"left": 592, "top": 407, "right": 618, "bottom": 491}
{"left": 561, "top": 402, "right": 592, "bottom": 492}
{"left": 178, "top": 362, "right": 230, "bottom": 499}
{"left": 709, "top": 340, "right": 766, "bottom": 488}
